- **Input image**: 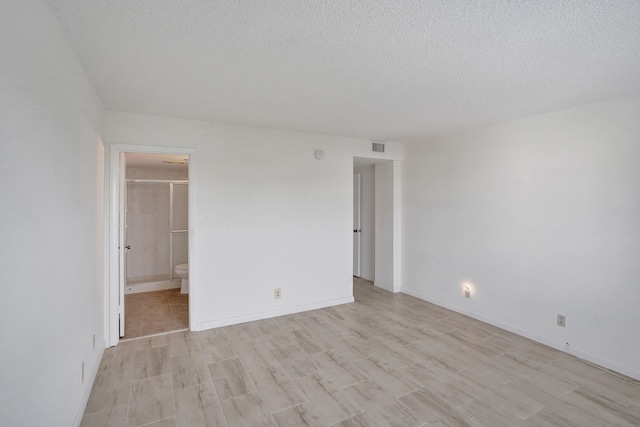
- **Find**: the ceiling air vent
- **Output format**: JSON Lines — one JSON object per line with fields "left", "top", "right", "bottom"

{"left": 372, "top": 142, "right": 385, "bottom": 153}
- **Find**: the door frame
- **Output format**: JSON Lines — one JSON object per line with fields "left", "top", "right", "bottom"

{"left": 108, "top": 143, "right": 196, "bottom": 346}
{"left": 117, "top": 151, "right": 126, "bottom": 337}
{"left": 353, "top": 173, "right": 361, "bottom": 277}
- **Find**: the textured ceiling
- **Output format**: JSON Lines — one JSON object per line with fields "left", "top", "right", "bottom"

{"left": 46, "top": 0, "right": 640, "bottom": 141}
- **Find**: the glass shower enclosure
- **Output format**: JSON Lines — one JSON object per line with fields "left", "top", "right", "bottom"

{"left": 125, "top": 179, "right": 188, "bottom": 290}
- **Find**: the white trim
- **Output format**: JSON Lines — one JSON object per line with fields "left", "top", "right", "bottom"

{"left": 353, "top": 173, "right": 361, "bottom": 278}
{"left": 108, "top": 144, "right": 196, "bottom": 347}
{"left": 195, "top": 296, "right": 354, "bottom": 331}
{"left": 108, "top": 146, "right": 119, "bottom": 346}
{"left": 400, "top": 286, "right": 640, "bottom": 382}
{"left": 187, "top": 154, "right": 196, "bottom": 330}
{"left": 72, "top": 344, "right": 105, "bottom": 427}
{"left": 117, "top": 152, "right": 126, "bottom": 338}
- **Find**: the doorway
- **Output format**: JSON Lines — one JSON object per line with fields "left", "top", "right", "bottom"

{"left": 123, "top": 153, "right": 189, "bottom": 338}
{"left": 353, "top": 157, "right": 401, "bottom": 292}
{"left": 108, "top": 144, "right": 196, "bottom": 346}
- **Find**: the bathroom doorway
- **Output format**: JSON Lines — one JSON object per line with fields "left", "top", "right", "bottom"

{"left": 108, "top": 145, "right": 196, "bottom": 346}
{"left": 122, "top": 153, "right": 189, "bottom": 339}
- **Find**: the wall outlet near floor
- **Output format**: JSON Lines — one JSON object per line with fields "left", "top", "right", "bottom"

{"left": 274, "top": 288, "right": 281, "bottom": 299}
{"left": 81, "top": 361, "right": 84, "bottom": 383}
{"left": 557, "top": 314, "right": 566, "bottom": 327}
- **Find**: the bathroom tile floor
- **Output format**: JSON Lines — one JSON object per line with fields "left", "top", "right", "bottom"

{"left": 123, "top": 289, "right": 189, "bottom": 340}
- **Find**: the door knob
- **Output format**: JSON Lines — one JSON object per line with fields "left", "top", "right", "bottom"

{"left": 125, "top": 245, "right": 131, "bottom": 250}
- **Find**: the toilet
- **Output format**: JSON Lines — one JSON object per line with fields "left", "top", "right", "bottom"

{"left": 175, "top": 263, "right": 189, "bottom": 294}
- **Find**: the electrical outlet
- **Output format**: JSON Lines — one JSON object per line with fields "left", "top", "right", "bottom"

{"left": 81, "top": 361, "right": 85, "bottom": 382}
{"left": 557, "top": 314, "right": 566, "bottom": 327}
{"left": 274, "top": 288, "right": 281, "bottom": 299}
{"left": 92, "top": 334, "right": 95, "bottom": 350}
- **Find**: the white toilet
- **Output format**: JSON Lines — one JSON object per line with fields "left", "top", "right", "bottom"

{"left": 175, "top": 263, "right": 189, "bottom": 294}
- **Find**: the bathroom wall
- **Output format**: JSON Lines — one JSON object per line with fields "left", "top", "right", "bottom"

{"left": 126, "top": 182, "right": 171, "bottom": 283}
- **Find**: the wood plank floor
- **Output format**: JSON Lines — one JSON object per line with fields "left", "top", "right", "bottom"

{"left": 82, "top": 278, "right": 640, "bottom": 426}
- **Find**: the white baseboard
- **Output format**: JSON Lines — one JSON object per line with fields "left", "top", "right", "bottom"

{"left": 400, "top": 286, "right": 640, "bottom": 382}
{"left": 195, "top": 296, "right": 354, "bottom": 331}
{"left": 73, "top": 342, "right": 106, "bottom": 427}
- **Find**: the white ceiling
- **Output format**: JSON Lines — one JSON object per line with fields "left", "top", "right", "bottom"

{"left": 46, "top": 0, "right": 640, "bottom": 142}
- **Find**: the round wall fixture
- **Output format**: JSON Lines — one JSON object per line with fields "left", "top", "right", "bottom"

{"left": 314, "top": 149, "right": 324, "bottom": 160}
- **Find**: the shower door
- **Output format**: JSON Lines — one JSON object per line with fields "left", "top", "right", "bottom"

{"left": 170, "top": 182, "right": 189, "bottom": 277}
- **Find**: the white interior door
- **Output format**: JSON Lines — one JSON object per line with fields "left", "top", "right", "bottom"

{"left": 353, "top": 173, "right": 361, "bottom": 277}
{"left": 118, "top": 153, "right": 127, "bottom": 337}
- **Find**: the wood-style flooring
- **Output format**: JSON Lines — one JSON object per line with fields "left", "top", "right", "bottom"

{"left": 81, "top": 278, "right": 640, "bottom": 426}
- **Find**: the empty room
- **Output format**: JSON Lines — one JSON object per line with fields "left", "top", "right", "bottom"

{"left": 1, "top": 1, "right": 639, "bottom": 426}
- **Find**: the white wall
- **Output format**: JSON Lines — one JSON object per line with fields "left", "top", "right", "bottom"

{"left": 402, "top": 94, "right": 640, "bottom": 380}
{"left": 0, "top": 0, "right": 105, "bottom": 425}
{"left": 375, "top": 161, "right": 402, "bottom": 292}
{"left": 354, "top": 164, "right": 375, "bottom": 281}
{"left": 106, "top": 112, "right": 403, "bottom": 330}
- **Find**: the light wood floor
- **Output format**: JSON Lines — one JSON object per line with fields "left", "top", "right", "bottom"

{"left": 82, "top": 278, "right": 640, "bottom": 426}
